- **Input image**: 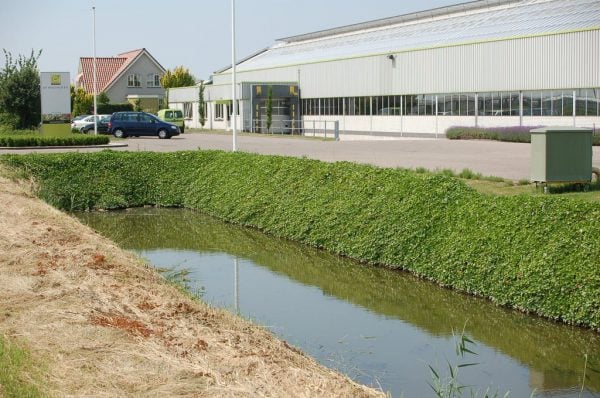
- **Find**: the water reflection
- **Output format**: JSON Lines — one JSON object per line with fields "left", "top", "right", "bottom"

{"left": 76, "top": 208, "right": 600, "bottom": 397}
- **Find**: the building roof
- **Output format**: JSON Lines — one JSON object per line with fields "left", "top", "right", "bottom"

{"left": 232, "top": 0, "right": 600, "bottom": 72}
{"left": 76, "top": 48, "right": 165, "bottom": 93}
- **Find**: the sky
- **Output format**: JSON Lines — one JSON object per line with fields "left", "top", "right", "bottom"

{"left": 1, "top": 0, "right": 462, "bottom": 83}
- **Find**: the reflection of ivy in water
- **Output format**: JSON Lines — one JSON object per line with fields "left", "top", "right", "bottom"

{"left": 77, "top": 208, "right": 600, "bottom": 393}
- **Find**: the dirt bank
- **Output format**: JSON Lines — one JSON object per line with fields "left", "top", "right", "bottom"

{"left": 0, "top": 172, "right": 384, "bottom": 397}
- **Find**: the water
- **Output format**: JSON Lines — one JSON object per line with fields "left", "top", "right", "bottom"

{"left": 76, "top": 208, "right": 600, "bottom": 398}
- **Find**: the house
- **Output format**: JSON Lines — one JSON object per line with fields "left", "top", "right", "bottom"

{"left": 76, "top": 48, "right": 166, "bottom": 113}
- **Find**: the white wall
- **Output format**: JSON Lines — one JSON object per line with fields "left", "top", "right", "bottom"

{"left": 213, "top": 30, "right": 600, "bottom": 98}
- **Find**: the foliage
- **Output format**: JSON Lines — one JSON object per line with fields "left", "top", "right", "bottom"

{"left": 446, "top": 126, "right": 600, "bottom": 146}
{"left": 97, "top": 91, "right": 110, "bottom": 105}
{"left": 2, "top": 151, "right": 600, "bottom": 330}
{"left": 132, "top": 99, "right": 142, "bottom": 112}
{"left": 97, "top": 103, "right": 133, "bottom": 114}
{"left": 0, "top": 335, "right": 45, "bottom": 398}
{"left": 0, "top": 133, "right": 108, "bottom": 147}
{"left": 198, "top": 82, "right": 206, "bottom": 127}
{"left": 160, "top": 66, "right": 196, "bottom": 91}
{"left": 72, "top": 87, "right": 93, "bottom": 117}
{"left": 266, "top": 85, "right": 273, "bottom": 131}
{"left": 0, "top": 49, "right": 42, "bottom": 129}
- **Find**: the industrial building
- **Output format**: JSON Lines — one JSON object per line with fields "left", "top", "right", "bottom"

{"left": 169, "top": 0, "right": 600, "bottom": 137}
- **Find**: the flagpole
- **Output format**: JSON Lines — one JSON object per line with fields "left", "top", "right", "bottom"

{"left": 231, "top": 0, "right": 237, "bottom": 151}
{"left": 92, "top": 6, "right": 98, "bottom": 135}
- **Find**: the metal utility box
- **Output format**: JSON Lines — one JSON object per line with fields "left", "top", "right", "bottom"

{"left": 530, "top": 127, "right": 593, "bottom": 183}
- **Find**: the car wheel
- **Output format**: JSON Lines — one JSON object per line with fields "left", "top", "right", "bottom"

{"left": 113, "top": 129, "right": 126, "bottom": 139}
{"left": 158, "top": 129, "right": 169, "bottom": 139}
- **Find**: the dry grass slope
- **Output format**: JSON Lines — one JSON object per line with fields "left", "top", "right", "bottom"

{"left": 0, "top": 170, "right": 384, "bottom": 397}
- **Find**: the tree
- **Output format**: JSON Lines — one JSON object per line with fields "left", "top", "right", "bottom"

{"left": 72, "top": 87, "right": 93, "bottom": 117}
{"left": 160, "top": 66, "right": 196, "bottom": 106}
{"left": 160, "top": 66, "right": 196, "bottom": 89}
{"left": 0, "top": 49, "right": 42, "bottom": 129}
{"left": 266, "top": 85, "right": 273, "bottom": 132}
{"left": 198, "top": 82, "right": 206, "bottom": 127}
{"left": 97, "top": 91, "right": 110, "bottom": 105}
{"left": 133, "top": 98, "right": 142, "bottom": 112}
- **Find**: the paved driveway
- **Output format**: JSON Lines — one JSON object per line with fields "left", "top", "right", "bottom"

{"left": 2, "top": 134, "right": 599, "bottom": 181}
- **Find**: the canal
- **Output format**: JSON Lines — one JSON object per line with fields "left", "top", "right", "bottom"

{"left": 76, "top": 208, "right": 600, "bottom": 397}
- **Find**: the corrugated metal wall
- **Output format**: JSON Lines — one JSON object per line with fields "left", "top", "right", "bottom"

{"left": 211, "top": 30, "right": 599, "bottom": 98}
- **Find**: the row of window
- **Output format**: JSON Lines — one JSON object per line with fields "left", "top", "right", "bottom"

{"left": 302, "top": 89, "right": 600, "bottom": 117}
{"left": 127, "top": 73, "right": 161, "bottom": 88}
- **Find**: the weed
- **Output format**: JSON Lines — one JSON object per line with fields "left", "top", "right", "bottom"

{"left": 428, "top": 327, "right": 509, "bottom": 398}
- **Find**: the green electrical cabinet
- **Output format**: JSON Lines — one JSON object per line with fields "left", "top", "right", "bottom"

{"left": 530, "top": 127, "right": 593, "bottom": 183}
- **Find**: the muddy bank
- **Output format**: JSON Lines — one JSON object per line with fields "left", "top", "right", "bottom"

{"left": 0, "top": 173, "right": 384, "bottom": 397}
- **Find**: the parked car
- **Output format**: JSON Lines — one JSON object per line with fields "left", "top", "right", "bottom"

{"left": 79, "top": 115, "right": 111, "bottom": 134}
{"left": 71, "top": 114, "right": 89, "bottom": 123}
{"left": 157, "top": 109, "right": 185, "bottom": 133}
{"left": 108, "top": 112, "right": 180, "bottom": 139}
{"left": 71, "top": 114, "right": 109, "bottom": 130}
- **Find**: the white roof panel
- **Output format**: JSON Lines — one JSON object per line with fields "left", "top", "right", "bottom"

{"left": 236, "top": 0, "right": 600, "bottom": 72}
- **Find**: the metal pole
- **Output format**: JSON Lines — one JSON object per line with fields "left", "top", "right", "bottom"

{"left": 231, "top": 0, "right": 237, "bottom": 151}
{"left": 92, "top": 6, "right": 98, "bottom": 135}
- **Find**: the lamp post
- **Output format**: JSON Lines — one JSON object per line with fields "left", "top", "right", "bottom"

{"left": 231, "top": 0, "right": 237, "bottom": 151}
{"left": 92, "top": 6, "right": 98, "bottom": 135}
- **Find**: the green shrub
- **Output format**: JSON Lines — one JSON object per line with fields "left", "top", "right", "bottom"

{"left": 97, "top": 103, "right": 133, "bottom": 115}
{"left": 447, "top": 126, "right": 600, "bottom": 146}
{"left": 0, "top": 134, "right": 109, "bottom": 147}
{"left": 2, "top": 151, "right": 599, "bottom": 330}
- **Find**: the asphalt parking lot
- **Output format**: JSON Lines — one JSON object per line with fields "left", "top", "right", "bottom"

{"left": 2, "top": 133, "right": 599, "bottom": 181}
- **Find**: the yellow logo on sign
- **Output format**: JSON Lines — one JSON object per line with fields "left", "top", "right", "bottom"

{"left": 51, "top": 74, "right": 61, "bottom": 85}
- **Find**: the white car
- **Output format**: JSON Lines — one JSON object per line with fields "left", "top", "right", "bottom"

{"left": 71, "top": 114, "right": 109, "bottom": 130}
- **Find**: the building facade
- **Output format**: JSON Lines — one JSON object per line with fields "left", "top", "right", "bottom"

{"left": 171, "top": 0, "right": 600, "bottom": 137}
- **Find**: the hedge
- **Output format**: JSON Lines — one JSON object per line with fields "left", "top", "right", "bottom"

{"left": 447, "top": 126, "right": 600, "bottom": 145}
{"left": 0, "top": 134, "right": 109, "bottom": 147}
{"left": 97, "top": 103, "right": 134, "bottom": 114}
{"left": 2, "top": 150, "right": 599, "bottom": 330}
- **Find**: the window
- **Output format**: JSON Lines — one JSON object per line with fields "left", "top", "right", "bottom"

{"left": 215, "top": 103, "right": 223, "bottom": 120}
{"left": 127, "top": 74, "right": 141, "bottom": 87}
{"left": 183, "top": 103, "right": 193, "bottom": 119}
{"left": 576, "top": 88, "right": 600, "bottom": 116}
{"left": 147, "top": 74, "right": 161, "bottom": 87}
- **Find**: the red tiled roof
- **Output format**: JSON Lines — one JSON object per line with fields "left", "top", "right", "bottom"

{"left": 76, "top": 49, "right": 144, "bottom": 93}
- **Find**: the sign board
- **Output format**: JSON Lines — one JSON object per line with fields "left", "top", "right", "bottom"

{"left": 40, "top": 72, "right": 71, "bottom": 134}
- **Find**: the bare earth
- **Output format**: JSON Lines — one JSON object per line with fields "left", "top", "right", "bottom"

{"left": 0, "top": 171, "right": 385, "bottom": 397}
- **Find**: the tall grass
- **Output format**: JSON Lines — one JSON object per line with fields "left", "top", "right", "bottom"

{"left": 0, "top": 335, "right": 45, "bottom": 398}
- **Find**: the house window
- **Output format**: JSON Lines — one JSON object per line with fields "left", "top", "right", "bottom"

{"left": 215, "top": 103, "right": 223, "bottom": 120}
{"left": 147, "top": 74, "right": 161, "bottom": 87}
{"left": 127, "top": 74, "right": 141, "bottom": 87}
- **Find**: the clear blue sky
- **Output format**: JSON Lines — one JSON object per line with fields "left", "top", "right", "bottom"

{"left": 1, "top": 0, "right": 461, "bottom": 82}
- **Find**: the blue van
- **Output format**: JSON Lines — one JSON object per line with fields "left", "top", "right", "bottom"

{"left": 108, "top": 112, "right": 180, "bottom": 139}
